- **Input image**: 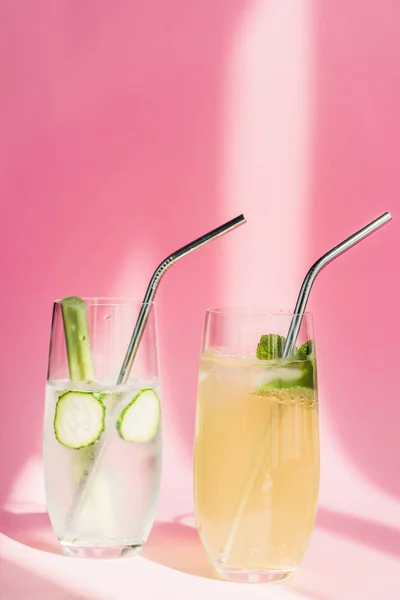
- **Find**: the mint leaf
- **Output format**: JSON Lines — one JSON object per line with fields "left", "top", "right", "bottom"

{"left": 256, "top": 334, "right": 286, "bottom": 360}
{"left": 297, "top": 340, "right": 313, "bottom": 359}
{"left": 256, "top": 334, "right": 313, "bottom": 361}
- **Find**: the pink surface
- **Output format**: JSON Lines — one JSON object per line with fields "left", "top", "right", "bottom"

{"left": 1, "top": 1, "right": 399, "bottom": 599}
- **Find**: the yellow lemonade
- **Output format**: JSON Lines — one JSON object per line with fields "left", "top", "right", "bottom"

{"left": 194, "top": 353, "right": 319, "bottom": 579}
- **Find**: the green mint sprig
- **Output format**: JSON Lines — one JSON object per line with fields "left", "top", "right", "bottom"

{"left": 297, "top": 340, "right": 313, "bottom": 359}
{"left": 256, "top": 334, "right": 313, "bottom": 361}
{"left": 256, "top": 334, "right": 286, "bottom": 360}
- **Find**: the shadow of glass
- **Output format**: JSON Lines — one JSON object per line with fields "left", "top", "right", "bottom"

{"left": 0, "top": 558, "right": 93, "bottom": 600}
{"left": 316, "top": 507, "right": 400, "bottom": 558}
{"left": 141, "top": 519, "right": 220, "bottom": 580}
{"left": 0, "top": 510, "right": 62, "bottom": 555}
{"left": 0, "top": 509, "right": 218, "bottom": 578}
{"left": 148, "top": 508, "right": 400, "bottom": 589}
{"left": 289, "top": 587, "right": 333, "bottom": 600}
{"left": 0, "top": 510, "right": 220, "bottom": 580}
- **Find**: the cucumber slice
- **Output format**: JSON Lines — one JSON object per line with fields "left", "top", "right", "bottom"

{"left": 54, "top": 391, "right": 105, "bottom": 449}
{"left": 116, "top": 389, "right": 160, "bottom": 443}
{"left": 61, "top": 297, "right": 94, "bottom": 382}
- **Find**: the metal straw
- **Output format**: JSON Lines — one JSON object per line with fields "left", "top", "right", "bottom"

{"left": 283, "top": 211, "right": 392, "bottom": 356}
{"left": 221, "top": 210, "right": 392, "bottom": 563}
{"left": 117, "top": 214, "right": 246, "bottom": 384}
{"left": 63, "top": 214, "right": 246, "bottom": 539}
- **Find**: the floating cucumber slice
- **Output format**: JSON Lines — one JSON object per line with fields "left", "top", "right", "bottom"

{"left": 54, "top": 391, "right": 105, "bottom": 449}
{"left": 116, "top": 389, "right": 160, "bottom": 443}
{"left": 61, "top": 297, "right": 94, "bottom": 382}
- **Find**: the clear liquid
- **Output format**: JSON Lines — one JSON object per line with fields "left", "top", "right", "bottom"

{"left": 44, "top": 380, "right": 161, "bottom": 554}
{"left": 194, "top": 354, "right": 319, "bottom": 575}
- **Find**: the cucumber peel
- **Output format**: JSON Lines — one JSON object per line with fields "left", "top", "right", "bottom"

{"left": 54, "top": 391, "right": 105, "bottom": 449}
{"left": 116, "top": 389, "right": 160, "bottom": 443}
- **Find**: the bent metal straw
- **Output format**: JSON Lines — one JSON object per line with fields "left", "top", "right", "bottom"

{"left": 118, "top": 214, "right": 246, "bottom": 384}
{"left": 221, "top": 211, "right": 392, "bottom": 562}
{"left": 64, "top": 214, "right": 246, "bottom": 538}
{"left": 283, "top": 211, "right": 392, "bottom": 357}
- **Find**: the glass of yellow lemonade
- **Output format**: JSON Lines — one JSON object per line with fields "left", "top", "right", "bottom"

{"left": 194, "top": 308, "right": 319, "bottom": 583}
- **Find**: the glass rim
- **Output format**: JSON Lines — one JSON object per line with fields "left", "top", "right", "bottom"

{"left": 54, "top": 297, "right": 155, "bottom": 307}
{"left": 205, "top": 306, "right": 312, "bottom": 317}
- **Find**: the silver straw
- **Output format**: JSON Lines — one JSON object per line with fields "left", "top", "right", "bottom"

{"left": 221, "top": 210, "right": 392, "bottom": 563}
{"left": 117, "top": 214, "right": 246, "bottom": 384}
{"left": 283, "top": 211, "right": 392, "bottom": 357}
{"left": 63, "top": 214, "right": 246, "bottom": 539}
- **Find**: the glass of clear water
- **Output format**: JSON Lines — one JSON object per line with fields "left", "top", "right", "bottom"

{"left": 44, "top": 298, "right": 162, "bottom": 558}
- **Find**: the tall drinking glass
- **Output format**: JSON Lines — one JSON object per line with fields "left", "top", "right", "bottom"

{"left": 194, "top": 308, "right": 319, "bottom": 583}
{"left": 44, "top": 298, "right": 162, "bottom": 558}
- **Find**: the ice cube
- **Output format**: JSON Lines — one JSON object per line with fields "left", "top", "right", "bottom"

{"left": 251, "top": 365, "right": 306, "bottom": 392}
{"left": 251, "top": 366, "right": 277, "bottom": 390}
{"left": 98, "top": 372, "right": 120, "bottom": 386}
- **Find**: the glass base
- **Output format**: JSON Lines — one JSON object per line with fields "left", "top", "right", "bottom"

{"left": 214, "top": 566, "right": 294, "bottom": 584}
{"left": 61, "top": 543, "right": 143, "bottom": 559}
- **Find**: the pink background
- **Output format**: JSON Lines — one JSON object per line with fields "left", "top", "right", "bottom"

{"left": 1, "top": 1, "right": 399, "bottom": 599}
